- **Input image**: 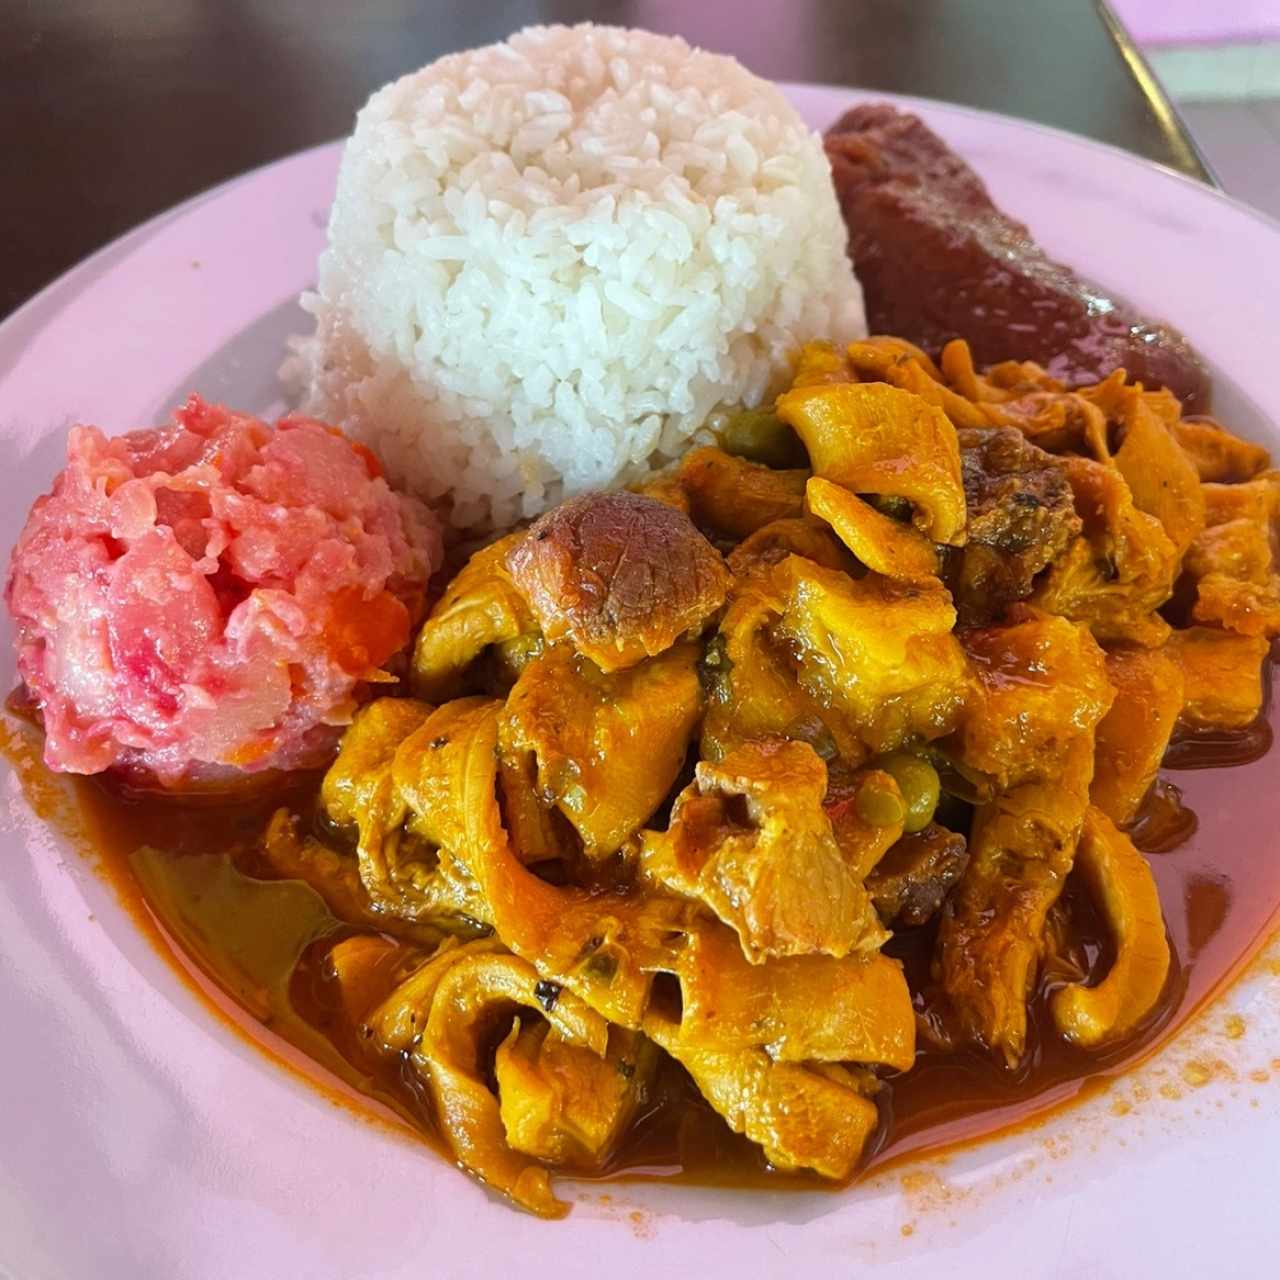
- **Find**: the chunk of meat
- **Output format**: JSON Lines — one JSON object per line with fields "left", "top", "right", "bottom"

{"left": 1113, "top": 392, "right": 1205, "bottom": 558}
{"left": 772, "top": 555, "right": 971, "bottom": 756}
{"left": 776, "top": 379, "right": 966, "bottom": 544}
{"left": 636, "top": 738, "right": 891, "bottom": 963}
{"left": 939, "top": 612, "right": 1113, "bottom": 1064}
{"left": 664, "top": 920, "right": 915, "bottom": 1068}
{"left": 366, "top": 936, "right": 504, "bottom": 1051}
{"left": 1165, "top": 627, "right": 1269, "bottom": 730}
{"left": 1032, "top": 456, "right": 1178, "bottom": 646}
{"left": 1193, "top": 575, "right": 1280, "bottom": 638}
{"left": 1090, "top": 648, "right": 1184, "bottom": 825}
{"left": 866, "top": 824, "right": 969, "bottom": 927}
{"left": 500, "top": 642, "right": 703, "bottom": 858}
{"left": 507, "top": 492, "right": 730, "bottom": 672}
{"left": 848, "top": 333, "right": 1118, "bottom": 462}
{"left": 496, "top": 1023, "right": 655, "bottom": 1170}
{"left": 643, "top": 1011, "right": 880, "bottom": 1181}
{"left": 805, "top": 477, "right": 939, "bottom": 583}
{"left": 1184, "top": 472, "right": 1280, "bottom": 638}
{"left": 940, "top": 340, "right": 1065, "bottom": 404}
{"left": 494, "top": 744, "right": 574, "bottom": 867}
{"left": 321, "top": 697, "right": 489, "bottom": 928}
{"left": 674, "top": 447, "right": 808, "bottom": 540}
{"left": 410, "top": 532, "right": 538, "bottom": 702}
{"left": 628, "top": 467, "right": 691, "bottom": 516}
{"left": 700, "top": 567, "right": 866, "bottom": 765}
{"left": 321, "top": 696, "right": 432, "bottom": 829}
{"left": 1198, "top": 472, "right": 1279, "bottom": 529}
{"left": 952, "top": 427, "right": 1082, "bottom": 624}
{"left": 1050, "top": 807, "right": 1171, "bottom": 1048}
{"left": 824, "top": 103, "right": 1209, "bottom": 410}
{"left": 982, "top": 389, "right": 1111, "bottom": 461}
{"left": 940, "top": 741, "right": 1096, "bottom": 1065}
{"left": 1173, "top": 417, "right": 1270, "bottom": 483}
{"left": 1185, "top": 513, "right": 1273, "bottom": 584}
{"left": 389, "top": 697, "right": 695, "bottom": 1027}
{"left": 957, "top": 611, "right": 1115, "bottom": 787}
{"left": 791, "top": 339, "right": 856, "bottom": 389}
{"left": 411, "top": 950, "right": 609, "bottom": 1217}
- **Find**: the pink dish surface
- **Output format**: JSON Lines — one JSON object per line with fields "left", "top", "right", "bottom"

{"left": 1, "top": 85, "right": 1279, "bottom": 1278}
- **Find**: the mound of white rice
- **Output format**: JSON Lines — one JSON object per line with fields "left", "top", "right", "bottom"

{"left": 287, "top": 23, "right": 865, "bottom": 534}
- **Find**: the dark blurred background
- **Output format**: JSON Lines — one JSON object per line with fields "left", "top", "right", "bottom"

{"left": 2, "top": 0, "right": 1207, "bottom": 317}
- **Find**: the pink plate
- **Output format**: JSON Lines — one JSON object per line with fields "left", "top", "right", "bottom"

{"left": 2, "top": 84, "right": 1279, "bottom": 1279}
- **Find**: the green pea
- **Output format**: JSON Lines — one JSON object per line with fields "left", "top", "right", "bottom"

{"left": 867, "top": 494, "right": 914, "bottom": 522}
{"left": 879, "top": 753, "right": 942, "bottom": 834}
{"left": 855, "top": 776, "right": 907, "bottom": 828}
{"left": 715, "top": 406, "right": 809, "bottom": 469}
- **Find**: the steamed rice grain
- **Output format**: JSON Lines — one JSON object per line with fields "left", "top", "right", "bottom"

{"left": 286, "top": 23, "right": 865, "bottom": 534}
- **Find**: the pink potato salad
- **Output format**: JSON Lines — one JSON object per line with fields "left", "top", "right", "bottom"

{"left": 5, "top": 396, "right": 443, "bottom": 786}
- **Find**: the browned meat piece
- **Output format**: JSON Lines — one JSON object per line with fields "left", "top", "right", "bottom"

{"left": 506, "top": 491, "right": 731, "bottom": 672}
{"left": 825, "top": 104, "right": 1210, "bottom": 411}
{"left": 867, "top": 824, "right": 969, "bottom": 927}
{"left": 952, "top": 427, "right": 1082, "bottom": 624}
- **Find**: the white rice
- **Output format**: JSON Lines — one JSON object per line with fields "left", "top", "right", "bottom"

{"left": 285, "top": 23, "right": 865, "bottom": 534}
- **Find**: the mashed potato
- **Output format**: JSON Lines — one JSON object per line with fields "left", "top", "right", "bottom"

{"left": 287, "top": 23, "right": 865, "bottom": 534}
{"left": 5, "top": 397, "right": 442, "bottom": 786}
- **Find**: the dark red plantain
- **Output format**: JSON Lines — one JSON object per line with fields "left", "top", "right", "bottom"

{"left": 825, "top": 103, "right": 1210, "bottom": 411}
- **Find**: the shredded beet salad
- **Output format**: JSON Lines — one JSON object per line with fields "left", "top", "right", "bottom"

{"left": 5, "top": 395, "right": 443, "bottom": 786}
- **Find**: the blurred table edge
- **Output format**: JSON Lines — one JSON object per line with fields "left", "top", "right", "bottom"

{"left": 1, "top": 1, "right": 1220, "bottom": 321}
